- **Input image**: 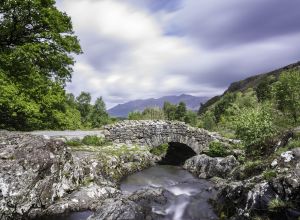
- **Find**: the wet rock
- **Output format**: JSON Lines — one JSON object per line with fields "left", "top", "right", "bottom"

{"left": 88, "top": 198, "right": 144, "bottom": 220}
{"left": 183, "top": 154, "right": 239, "bottom": 179}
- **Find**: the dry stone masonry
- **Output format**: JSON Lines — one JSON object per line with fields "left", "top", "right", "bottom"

{"left": 104, "top": 120, "right": 227, "bottom": 154}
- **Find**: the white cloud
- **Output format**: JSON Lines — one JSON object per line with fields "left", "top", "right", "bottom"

{"left": 59, "top": 0, "right": 300, "bottom": 108}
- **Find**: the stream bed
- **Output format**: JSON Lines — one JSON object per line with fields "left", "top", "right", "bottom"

{"left": 121, "top": 165, "right": 218, "bottom": 220}
{"left": 38, "top": 165, "right": 217, "bottom": 220}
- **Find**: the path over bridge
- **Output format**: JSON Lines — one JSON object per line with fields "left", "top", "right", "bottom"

{"left": 104, "top": 120, "right": 227, "bottom": 154}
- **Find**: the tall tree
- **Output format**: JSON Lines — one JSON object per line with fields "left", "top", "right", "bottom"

{"left": 90, "top": 97, "right": 110, "bottom": 128}
{"left": 274, "top": 69, "right": 300, "bottom": 123}
{"left": 175, "top": 102, "right": 187, "bottom": 121}
{"left": 0, "top": 0, "right": 81, "bottom": 130}
{"left": 163, "top": 101, "right": 176, "bottom": 120}
{"left": 76, "top": 92, "right": 92, "bottom": 125}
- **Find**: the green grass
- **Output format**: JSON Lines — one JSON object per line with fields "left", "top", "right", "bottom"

{"left": 65, "top": 139, "right": 82, "bottom": 146}
{"left": 268, "top": 198, "right": 286, "bottom": 211}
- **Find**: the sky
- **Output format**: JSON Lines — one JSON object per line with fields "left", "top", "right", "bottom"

{"left": 57, "top": 0, "right": 300, "bottom": 108}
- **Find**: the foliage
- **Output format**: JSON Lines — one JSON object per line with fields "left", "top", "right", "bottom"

{"left": 273, "top": 69, "right": 300, "bottom": 123}
{"left": 268, "top": 199, "right": 286, "bottom": 211}
{"left": 184, "top": 110, "right": 198, "bottom": 126}
{"left": 263, "top": 170, "right": 277, "bottom": 181}
{"left": 163, "top": 101, "right": 177, "bottom": 120}
{"left": 89, "top": 97, "right": 110, "bottom": 128}
{"left": 255, "top": 76, "right": 276, "bottom": 102}
{"left": 150, "top": 143, "right": 169, "bottom": 156}
{"left": 175, "top": 102, "right": 187, "bottom": 121}
{"left": 128, "top": 107, "right": 165, "bottom": 120}
{"left": 213, "top": 93, "right": 236, "bottom": 123}
{"left": 233, "top": 103, "right": 275, "bottom": 146}
{"left": 206, "top": 141, "right": 229, "bottom": 157}
{"left": 81, "top": 135, "right": 111, "bottom": 146}
{"left": 242, "top": 160, "right": 265, "bottom": 178}
{"left": 65, "top": 139, "right": 81, "bottom": 146}
{"left": 76, "top": 92, "right": 92, "bottom": 125}
{"left": 0, "top": 0, "right": 82, "bottom": 130}
{"left": 198, "top": 111, "right": 216, "bottom": 130}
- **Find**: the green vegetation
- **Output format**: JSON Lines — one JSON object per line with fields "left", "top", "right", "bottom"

{"left": 268, "top": 198, "right": 286, "bottom": 212}
{"left": 206, "top": 141, "right": 229, "bottom": 157}
{"left": 150, "top": 143, "right": 169, "bottom": 156}
{"left": 128, "top": 101, "right": 198, "bottom": 127}
{"left": 66, "top": 135, "right": 111, "bottom": 147}
{"left": 263, "top": 170, "right": 277, "bottom": 181}
{"left": 0, "top": 0, "right": 114, "bottom": 131}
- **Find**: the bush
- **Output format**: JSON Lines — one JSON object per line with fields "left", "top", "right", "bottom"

{"left": 268, "top": 198, "right": 286, "bottom": 212}
{"left": 82, "top": 135, "right": 110, "bottom": 146}
{"left": 65, "top": 139, "right": 81, "bottom": 146}
{"left": 263, "top": 170, "right": 277, "bottom": 181}
{"left": 150, "top": 143, "right": 169, "bottom": 156}
{"left": 234, "top": 104, "right": 275, "bottom": 149}
{"left": 206, "top": 141, "right": 228, "bottom": 157}
{"left": 243, "top": 160, "right": 265, "bottom": 178}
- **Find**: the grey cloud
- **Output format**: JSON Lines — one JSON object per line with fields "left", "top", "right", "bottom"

{"left": 170, "top": 0, "right": 300, "bottom": 48}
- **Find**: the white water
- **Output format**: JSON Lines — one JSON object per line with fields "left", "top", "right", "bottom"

{"left": 121, "top": 165, "right": 218, "bottom": 220}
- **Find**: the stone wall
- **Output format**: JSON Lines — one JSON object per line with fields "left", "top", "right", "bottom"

{"left": 104, "top": 120, "right": 225, "bottom": 154}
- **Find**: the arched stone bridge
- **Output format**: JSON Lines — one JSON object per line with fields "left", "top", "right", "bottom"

{"left": 103, "top": 120, "right": 227, "bottom": 154}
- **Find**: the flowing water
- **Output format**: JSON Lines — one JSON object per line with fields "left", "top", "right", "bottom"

{"left": 37, "top": 165, "right": 217, "bottom": 220}
{"left": 121, "top": 165, "right": 218, "bottom": 220}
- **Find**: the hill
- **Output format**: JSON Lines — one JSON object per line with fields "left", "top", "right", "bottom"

{"left": 108, "top": 94, "right": 209, "bottom": 117}
{"left": 199, "top": 61, "right": 300, "bottom": 114}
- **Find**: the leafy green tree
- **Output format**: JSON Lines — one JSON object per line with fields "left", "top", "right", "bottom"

{"left": 234, "top": 104, "right": 275, "bottom": 146}
{"left": 273, "top": 69, "right": 300, "bottom": 123}
{"left": 255, "top": 76, "right": 276, "bottom": 102}
{"left": 128, "top": 111, "right": 143, "bottom": 120}
{"left": 213, "top": 93, "right": 236, "bottom": 123}
{"left": 199, "top": 111, "right": 216, "bottom": 130}
{"left": 142, "top": 107, "right": 165, "bottom": 120}
{"left": 0, "top": 0, "right": 81, "bottom": 130}
{"left": 184, "top": 110, "right": 198, "bottom": 126}
{"left": 163, "top": 101, "right": 176, "bottom": 120}
{"left": 76, "top": 92, "right": 92, "bottom": 125}
{"left": 90, "top": 97, "right": 110, "bottom": 128}
{"left": 175, "top": 102, "right": 187, "bottom": 121}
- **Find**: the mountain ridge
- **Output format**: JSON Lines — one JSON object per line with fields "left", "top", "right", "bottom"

{"left": 108, "top": 94, "right": 209, "bottom": 117}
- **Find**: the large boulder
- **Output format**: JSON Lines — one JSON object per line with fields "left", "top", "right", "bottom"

{"left": 183, "top": 154, "right": 239, "bottom": 179}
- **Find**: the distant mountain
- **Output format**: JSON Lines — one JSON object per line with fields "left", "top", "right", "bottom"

{"left": 108, "top": 94, "right": 209, "bottom": 117}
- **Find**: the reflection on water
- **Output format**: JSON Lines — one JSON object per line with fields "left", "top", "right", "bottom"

{"left": 121, "top": 165, "right": 218, "bottom": 220}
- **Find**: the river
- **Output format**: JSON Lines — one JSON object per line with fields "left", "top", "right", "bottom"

{"left": 39, "top": 165, "right": 217, "bottom": 220}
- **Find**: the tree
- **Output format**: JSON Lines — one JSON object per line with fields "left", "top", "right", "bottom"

{"left": 163, "top": 101, "right": 176, "bottom": 120}
{"left": 0, "top": 0, "right": 81, "bottom": 130}
{"left": 184, "top": 110, "right": 198, "bottom": 126}
{"left": 76, "top": 92, "right": 92, "bottom": 125}
{"left": 273, "top": 69, "right": 300, "bottom": 123}
{"left": 175, "top": 102, "right": 187, "bottom": 121}
{"left": 255, "top": 76, "right": 276, "bottom": 102}
{"left": 89, "top": 97, "right": 110, "bottom": 128}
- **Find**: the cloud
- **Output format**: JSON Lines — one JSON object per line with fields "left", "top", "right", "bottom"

{"left": 58, "top": 0, "right": 300, "bottom": 108}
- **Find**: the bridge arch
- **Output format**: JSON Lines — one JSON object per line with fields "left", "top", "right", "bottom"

{"left": 104, "top": 120, "right": 222, "bottom": 154}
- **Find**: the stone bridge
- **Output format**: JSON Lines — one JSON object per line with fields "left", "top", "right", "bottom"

{"left": 104, "top": 120, "right": 225, "bottom": 154}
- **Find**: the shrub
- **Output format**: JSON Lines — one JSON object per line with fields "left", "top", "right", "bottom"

{"left": 206, "top": 141, "right": 228, "bottom": 157}
{"left": 268, "top": 198, "right": 286, "bottom": 212}
{"left": 263, "top": 170, "right": 277, "bottom": 181}
{"left": 234, "top": 105, "right": 275, "bottom": 146}
{"left": 82, "top": 135, "right": 110, "bottom": 146}
{"left": 243, "top": 160, "right": 265, "bottom": 178}
{"left": 150, "top": 143, "right": 169, "bottom": 156}
{"left": 65, "top": 139, "right": 81, "bottom": 146}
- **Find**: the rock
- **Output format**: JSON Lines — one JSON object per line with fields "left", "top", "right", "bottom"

{"left": 0, "top": 131, "right": 158, "bottom": 219}
{"left": 183, "top": 154, "right": 239, "bottom": 179}
{"left": 215, "top": 149, "right": 300, "bottom": 220}
{"left": 88, "top": 198, "right": 145, "bottom": 220}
